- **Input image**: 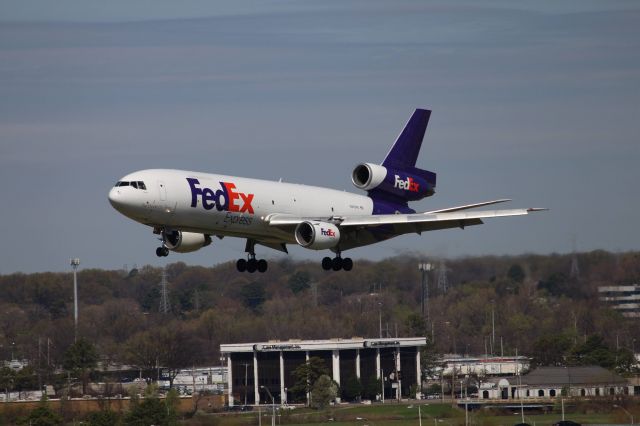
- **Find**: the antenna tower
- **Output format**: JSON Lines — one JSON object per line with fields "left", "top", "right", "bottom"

{"left": 437, "top": 260, "right": 449, "bottom": 293}
{"left": 159, "top": 268, "right": 171, "bottom": 314}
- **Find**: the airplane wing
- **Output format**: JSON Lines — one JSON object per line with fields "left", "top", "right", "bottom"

{"left": 337, "top": 208, "right": 544, "bottom": 232}
{"left": 267, "top": 207, "right": 544, "bottom": 232}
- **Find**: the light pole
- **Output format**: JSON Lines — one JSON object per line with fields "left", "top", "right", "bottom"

{"left": 378, "top": 302, "right": 383, "bottom": 338}
{"left": 260, "top": 385, "right": 275, "bottom": 426}
{"left": 614, "top": 404, "right": 634, "bottom": 424}
{"left": 70, "top": 258, "right": 80, "bottom": 341}
{"left": 418, "top": 263, "right": 432, "bottom": 321}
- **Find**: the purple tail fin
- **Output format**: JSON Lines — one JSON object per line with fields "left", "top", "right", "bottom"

{"left": 382, "top": 109, "right": 431, "bottom": 168}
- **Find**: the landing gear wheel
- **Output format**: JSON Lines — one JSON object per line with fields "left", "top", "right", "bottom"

{"left": 257, "top": 259, "right": 268, "bottom": 273}
{"left": 156, "top": 247, "right": 169, "bottom": 257}
{"left": 247, "top": 258, "right": 258, "bottom": 273}
{"left": 332, "top": 257, "right": 343, "bottom": 271}
{"left": 236, "top": 259, "right": 247, "bottom": 272}
{"left": 342, "top": 257, "right": 353, "bottom": 271}
{"left": 322, "top": 257, "right": 333, "bottom": 271}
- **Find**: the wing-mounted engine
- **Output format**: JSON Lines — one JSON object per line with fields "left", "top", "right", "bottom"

{"left": 162, "top": 229, "right": 212, "bottom": 253}
{"left": 294, "top": 221, "right": 340, "bottom": 250}
{"left": 351, "top": 162, "right": 436, "bottom": 202}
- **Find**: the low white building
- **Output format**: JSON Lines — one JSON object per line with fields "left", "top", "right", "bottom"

{"left": 479, "top": 366, "right": 629, "bottom": 400}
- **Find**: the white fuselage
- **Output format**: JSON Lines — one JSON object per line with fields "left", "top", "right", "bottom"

{"left": 108, "top": 169, "right": 374, "bottom": 244}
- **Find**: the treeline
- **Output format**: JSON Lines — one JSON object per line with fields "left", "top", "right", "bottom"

{"left": 0, "top": 250, "right": 639, "bottom": 377}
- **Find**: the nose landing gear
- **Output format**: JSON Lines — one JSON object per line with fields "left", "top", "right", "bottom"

{"left": 155, "top": 247, "right": 169, "bottom": 257}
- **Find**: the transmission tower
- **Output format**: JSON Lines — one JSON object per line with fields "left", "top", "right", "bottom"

{"left": 437, "top": 260, "right": 449, "bottom": 293}
{"left": 570, "top": 237, "right": 580, "bottom": 280}
{"left": 159, "top": 268, "right": 171, "bottom": 314}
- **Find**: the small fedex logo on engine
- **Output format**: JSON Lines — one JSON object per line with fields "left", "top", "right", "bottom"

{"left": 187, "top": 178, "right": 254, "bottom": 214}
{"left": 394, "top": 175, "right": 420, "bottom": 192}
{"left": 321, "top": 228, "right": 336, "bottom": 237}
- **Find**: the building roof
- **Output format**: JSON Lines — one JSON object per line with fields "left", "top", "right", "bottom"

{"left": 220, "top": 337, "right": 427, "bottom": 353}
{"left": 515, "top": 366, "right": 627, "bottom": 386}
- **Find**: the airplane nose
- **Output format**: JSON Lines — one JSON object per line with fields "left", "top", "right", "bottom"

{"left": 108, "top": 187, "right": 122, "bottom": 209}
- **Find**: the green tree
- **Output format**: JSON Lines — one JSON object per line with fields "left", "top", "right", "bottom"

{"left": 239, "top": 282, "right": 266, "bottom": 310}
{"left": 289, "top": 357, "right": 330, "bottom": 403}
{"left": 568, "top": 335, "right": 616, "bottom": 368}
{"left": 531, "top": 334, "right": 573, "bottom": 367}
{"left": 362, "top": 374, "right": 381, "bottom": 400}
{"left": 405, "top": 313, "right": 428, "bottom": 336}
{"left": 311, "top": 374, "right": 337, "bottom": 409}
{"left": 87, "top": 410, "right": 120, "bottom": 426}
{"left": 421, "top": 338, "right": 441, "bottom": 380}
{"left": 340, "top": 375, "right": 362, "bottom": 401}
{"left": 288, "top": 271, "right": 311, "bottom": 294}
{"left": 124, "top": 392, "right": 177, "bottom": 426}
{"left": 0, "top": 367, "right": 16, "bottom": 396}
{"left": 614, "top": 348, "right": 637, "bottom": 373}
{"left": 507, "top": 264, "right": 525, "bottom": 283}
{"left": 62, "top": 338, "right": 98, "bottom": 395}
{"left": 19, "top": 396, "right": 63, "bottom": 426}
{"left": 14, "top": 365, "right": 38, "bottom": 391}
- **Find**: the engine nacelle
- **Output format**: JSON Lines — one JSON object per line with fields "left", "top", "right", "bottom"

{"left": 352, "top": 163, "right": 388, "bottom": 191}
{"left": 162, "top": 230, "right": 212, "bottom": 253}
{"left": 294, "top": 221, "right": 340, "bottom": 250}
{"left": 351, "top": 162, "right": 436, "bottom": 201}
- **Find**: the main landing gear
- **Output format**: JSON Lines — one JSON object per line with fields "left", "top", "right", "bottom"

{"left": 236, "top": 256, "right": 268, "bottom": 273}
{"left": 322, "top": 255, "right": 353, "bottom": 271}
{"left": 156, "top": 246, "right": 169, "bottom": 257}
{"left": 236, "top": 239, "right": 268, "bottom": 273}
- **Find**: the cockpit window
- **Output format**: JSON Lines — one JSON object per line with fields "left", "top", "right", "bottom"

{"left": 114, "top": 181, "right": 146, "bottom": 189}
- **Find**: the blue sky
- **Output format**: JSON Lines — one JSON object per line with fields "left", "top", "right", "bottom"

{"left": 0, "top": 1, "right": 638, "bottom": 272}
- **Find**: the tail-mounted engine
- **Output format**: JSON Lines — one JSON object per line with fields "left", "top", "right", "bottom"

{"left": 351, "top": 162, "right": 436, "bottom": 202}
{"left": 162, "top": 230, "right": 212, "bottom": 253}
{"left": 295, "top": 221, "right": 340, "bottom": 250}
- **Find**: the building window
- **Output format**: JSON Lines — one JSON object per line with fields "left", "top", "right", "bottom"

{"left": 482, "top": 391, "right": 489, "bottom": 399}
{"left": 595, "top": 388, "right": 600, "bottom": 396}
{"left": 610, "top": 387, "right": 615, "bottom": 395}
{"left": 526, "top": 390, "right": 530, "bottom": 397}
{"left": 538, "top": 390, "right": 544, "bottom": 397}
{"left": 581, "top": 389, "right": 586, "bottom": 396}
{"left": 549, "top": 389, "right": 556, "bottom": 397}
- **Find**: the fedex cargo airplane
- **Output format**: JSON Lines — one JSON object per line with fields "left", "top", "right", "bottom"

{"left": 108, "top": 109, "right": 543, "bottom": 273}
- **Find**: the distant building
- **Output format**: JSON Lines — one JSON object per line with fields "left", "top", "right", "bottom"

{"left": 172, "top": 366, "right": 228, "bottom": 393}
{"left": 480, "top": 366, "right": 630, "bottom": 400}
{"left": 598, "top": 285, "right": 640, "bottom": 317}
{"left": 3, "top": 359, "right": 28, "bottom": 371}
{"left": 439, "top": 355, "right": 529, "bottom": 377}
{"left": 220, "top": 337, "right": 427, "bottom": 405}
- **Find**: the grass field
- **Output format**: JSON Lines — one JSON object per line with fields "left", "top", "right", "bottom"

{"left": 201, "top": 402, "right": 623, "bottom": 426}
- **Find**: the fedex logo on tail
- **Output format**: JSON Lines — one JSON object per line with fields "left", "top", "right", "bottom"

{"left": 321, "top": 228, "right": 336, "bottom": 237}
{"left": 394, "top": 174, "right": 420, "bottom": 192}
{"left": 187, "top": 178, "right": 254, "bottom": 214}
